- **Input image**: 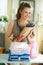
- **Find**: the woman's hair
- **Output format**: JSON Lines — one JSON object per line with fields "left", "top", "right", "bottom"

{"left": 16, "top": 2, "right": 31, "bottom": 20}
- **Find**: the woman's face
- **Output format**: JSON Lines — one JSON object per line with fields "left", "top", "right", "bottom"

{"left": 20, "top": 7, "right": 32, "bottom": 21}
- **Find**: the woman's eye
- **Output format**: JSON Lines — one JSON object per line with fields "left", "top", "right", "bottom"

{"left": 29, "top": 12, "right": 31, "bottom": 14}
{"left": 25, "top": 12, "right": 28, "bottom": 13}
{"left": 25, "top": 12, "right": 31, "bottom": 14}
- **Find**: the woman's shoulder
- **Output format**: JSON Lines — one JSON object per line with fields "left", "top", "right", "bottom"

{"left": 13, "top": 19, "right": 18, "bottom": 22}
{"left": 8, "top": 19, "right": 17, "bottom": 28}
{"left": 10, "top": 19, "right": 17, "bottom": 25}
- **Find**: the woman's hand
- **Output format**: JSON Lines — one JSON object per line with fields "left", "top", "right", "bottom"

{"left": 13, "top": 35, "right": 24, "bottom": 42}
{"left": 27, "top": 31, "right": 34, "bottom": 44}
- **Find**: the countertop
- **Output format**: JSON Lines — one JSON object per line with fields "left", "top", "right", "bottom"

{"left": 0, "top": 54, "right": 43, "bottom": 64}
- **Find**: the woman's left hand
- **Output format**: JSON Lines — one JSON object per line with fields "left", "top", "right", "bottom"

{"left": 27, "top": 32, "right": 34, "bottom": 44}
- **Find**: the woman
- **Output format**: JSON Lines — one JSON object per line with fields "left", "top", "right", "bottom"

{"left": 6, "top": 2, "right": 33, "bottom": 44}
{"left": 6, "top": 2, "right": 36, "bottom": 65}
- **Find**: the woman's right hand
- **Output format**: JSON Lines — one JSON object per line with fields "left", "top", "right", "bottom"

{"left": 14, "top": 35, "right": 24, "bottom": 42}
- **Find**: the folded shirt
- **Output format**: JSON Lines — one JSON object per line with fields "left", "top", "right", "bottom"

{"left": 8, "top": 52, "right": 30, "bottom": 61}
{"left": 8, "top": 42, "right": 30, "bottom": 61}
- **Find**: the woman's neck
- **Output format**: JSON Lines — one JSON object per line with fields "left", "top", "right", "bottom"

{"left": 18, "top": 18, "right": 27, "bottom": 23}
{"left": 18, "top": 18, "right": 29, "bottom": 26}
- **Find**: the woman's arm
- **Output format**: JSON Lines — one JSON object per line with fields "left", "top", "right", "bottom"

{"left": 5, "top": 21, "right": 14, "bottom": 44}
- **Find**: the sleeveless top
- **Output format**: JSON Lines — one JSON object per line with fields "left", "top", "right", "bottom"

{"left": 12, "top": 19, "right": 23, "bottom": 41}
{"left": 12, "top": 19, "right": 35, "bottom": 43}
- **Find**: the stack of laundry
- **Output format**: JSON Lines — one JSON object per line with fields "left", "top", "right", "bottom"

{"left": 8, "top": 42, "right": 30, "bottom": 61}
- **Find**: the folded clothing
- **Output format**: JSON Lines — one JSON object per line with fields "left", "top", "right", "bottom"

{"left": 26, "top": 23, "right": 35, "bottom": 27}
{"left": 8, "top": 51, "right": 30, "bottom": 61}
{"left": 8, "top": 42, "right": 30, "bottom": 61}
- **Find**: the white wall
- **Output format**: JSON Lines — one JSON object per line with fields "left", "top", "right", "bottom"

{"left": 0, "top": 0, "right": 7, "bottom": 16}
{"left": 12, "top": 0, "right": 19, "bottom": 20}
{"left": 34, "top": 0, "right": 43, "bottom": 23}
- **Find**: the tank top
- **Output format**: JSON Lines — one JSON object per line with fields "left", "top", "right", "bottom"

{"left": 12, "top": 19, "right": 22, "bottom": 40}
